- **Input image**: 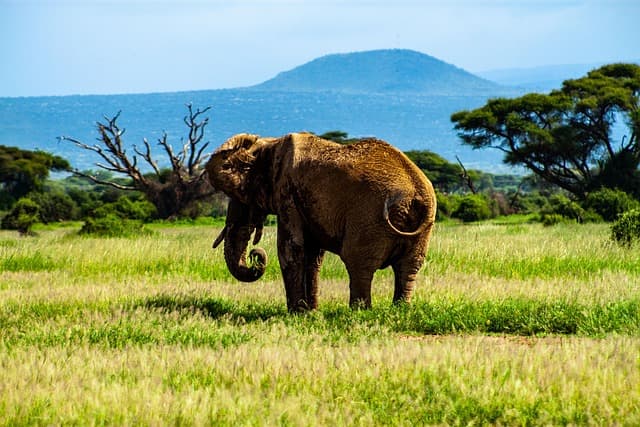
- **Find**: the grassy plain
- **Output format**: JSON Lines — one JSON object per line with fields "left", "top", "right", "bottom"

{"left": 1, "top": 221, "right": 639, "bottom": 425}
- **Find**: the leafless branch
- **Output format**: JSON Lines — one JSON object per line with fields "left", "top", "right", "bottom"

{"left": 508, "top": 179, "right": 526, "bottom": 211}
{"left": 134, "top": 138, "right": 162, "bottom": 178}
{"left": 184, "top": 103, "right": 212, "bottom": 175}
{"left": 60, "top": 105, "right": 216, "bottom": 219}
{"left": 70, "top": 169, "right": 136, "bottom": 191}
{"left": 456, "top": 155, "right": 477, "bottom": 194}
{"left": 158, "top": 132, "right": 182, "bottom": 175}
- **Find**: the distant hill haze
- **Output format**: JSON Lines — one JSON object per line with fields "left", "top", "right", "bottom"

{"left": 477, "top": 59, "right": 640, "bottom": 91}
{"left": 251, "top": 49, "right": 503, "bottom": 95}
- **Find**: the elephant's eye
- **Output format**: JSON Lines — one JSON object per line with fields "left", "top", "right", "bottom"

{"left": 221, "top": 161, "right": 233, "bottom": 171}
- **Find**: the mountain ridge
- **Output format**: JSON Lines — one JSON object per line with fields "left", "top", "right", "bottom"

{"left": 250, "top": 49, "right": 503, "bottom": 95}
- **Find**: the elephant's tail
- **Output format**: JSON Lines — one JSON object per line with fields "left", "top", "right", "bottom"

{"left": 383, "top": 194, "right": 434, "bottom": 237}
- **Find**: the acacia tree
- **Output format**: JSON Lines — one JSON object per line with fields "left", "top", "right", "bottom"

{"left": 451, "top": 63, "right": 640, "bottom": 199}
{"left": 60, "top": 104, "right": 217, "bottom": 219}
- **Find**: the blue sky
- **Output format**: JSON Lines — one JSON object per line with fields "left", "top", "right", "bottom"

{"left": 1, "top": 0, "right": 638, "bottom": 97}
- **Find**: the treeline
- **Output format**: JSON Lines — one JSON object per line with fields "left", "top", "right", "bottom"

{"left": 2, "top": 141, "right": 638, "bottom": 234}
{"left": 0, "top": 168, "right": 227, "bottom": 236}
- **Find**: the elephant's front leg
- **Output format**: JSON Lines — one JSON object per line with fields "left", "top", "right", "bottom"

{"left": 277, "top": 218, "right": 308, "bottom": 312}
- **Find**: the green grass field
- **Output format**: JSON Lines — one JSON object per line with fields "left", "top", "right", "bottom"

{"left": 1, "top": 221, "right": 639, "bottom": 425}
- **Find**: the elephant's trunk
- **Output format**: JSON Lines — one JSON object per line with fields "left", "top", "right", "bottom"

{"left": 213, "top": 198, "right": 267, "bottom": 283}
{"left": 223, "top": 223, "right": 267, "bottom": 282}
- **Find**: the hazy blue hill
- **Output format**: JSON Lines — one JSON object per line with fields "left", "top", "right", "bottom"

{"left": 252, "top": 49, "right": 503, "bottom": 95}
{"left": 477, "top": 60, "right": 640, "bottom": 91}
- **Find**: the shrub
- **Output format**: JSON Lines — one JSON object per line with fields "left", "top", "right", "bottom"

{"left": 93, "top": 196, "right": 156, "bottom": 221}
{"left": 1, "top": 197, "right": 40, "bottom": 235}
{"left": 80, "top": 196, "right": 155, "bottom": 237}
{"left": 452, "top": 194, "right": 492, "bottom": 223}
{"left": 435, "top": 192, "right": 455, "bottom": 219}
{"left": 540, "top": 213, "right": 564, "bottom": 227}
{"left": 80, "top": 214, "right": 149, "bottom": 238}
{"left": 611, "top": 209, "right": 640, "bottom": 247}
{"left": 66, "top": 187, "right": 101, "bottom": 217}
{"left": 27, "top": 190, "right": 80, "bottom": 223}
{"left": 542, "top": 194, "right": 589, "bottom": 223}
{"left": 510, "top": 191, "right": 552, "bottom": 215}
{"left": 583, "top": 188, "right": 640, "bottom": 222}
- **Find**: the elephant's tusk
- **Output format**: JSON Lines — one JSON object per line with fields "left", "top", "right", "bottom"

{"left": 253, "top": 224, "right": 264, "bottom": 245}
{"left": 212, "top": 225, "right": 228, "bottom": 249}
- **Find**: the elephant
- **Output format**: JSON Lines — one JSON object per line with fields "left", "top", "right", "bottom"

{"left": 206, "top": 132, "right": 436, "bottom": 311}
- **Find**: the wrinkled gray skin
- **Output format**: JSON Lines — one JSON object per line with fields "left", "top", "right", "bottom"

{"left": 207, "top": 132, "right": 436, "bottom": 312}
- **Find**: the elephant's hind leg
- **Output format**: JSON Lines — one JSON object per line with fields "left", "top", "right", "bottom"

{"left": 303, "top": 244, "right": 324, "bottom": 310}
{"left": 344, "top": 264, "right": 375, "bottom": 308}
{"left": 392, "top": 257, "right": 423, "bottom": 304}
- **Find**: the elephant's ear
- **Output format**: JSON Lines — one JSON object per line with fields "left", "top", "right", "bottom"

{"left": 207, "top": 134, "right": 261, "bottom": 200}
{"left": 217, "top": 133, "right": 259, "bottom": 152}
{"left": 228, "top": 149, "right": 256, "bottom": 172}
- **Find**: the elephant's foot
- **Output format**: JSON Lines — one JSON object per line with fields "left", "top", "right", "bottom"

{"left": 287, "top": 298, "right": 313, "bottom": 313}
{"left": 346, "top": 267, "right": 374, "bottom": 309}
{"left": 349, "top": 298, "right": 372, "bottom": 310}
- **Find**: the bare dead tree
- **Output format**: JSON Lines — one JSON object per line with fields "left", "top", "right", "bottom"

{"left": 508, "top": 179, "right": 527, "bottom": 212}
{"left": 455, "top": 155, "right": 477, "bottom": 194}
{"left": 59, "top": 104, "right": 217, "bottom": 219}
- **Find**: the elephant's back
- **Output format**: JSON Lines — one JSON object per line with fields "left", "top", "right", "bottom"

{"left": 299, "top": 134, "right": 434, "bottom": 210}
{"left": 284, "top": 132, "right": 434, "bottom": 198}
{"left": 335, "top": 139, "right": 432, "bottom": 194}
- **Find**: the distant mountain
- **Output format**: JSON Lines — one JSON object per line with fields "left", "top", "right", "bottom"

{"left": 476, "top": 60, "right": 640, "bottom": 91}
{"left": 251, "top": 49, "right": 504, "bottom": 95}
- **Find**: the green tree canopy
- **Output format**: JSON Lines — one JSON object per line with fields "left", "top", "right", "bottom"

{"left": 0, "top": 145, "right": 70, "bottom": 208}
{"left": 318, "top": 130, "right": 360, "bottom": 144}
{"left": 451, "top": 63, "right": 640, "bottom": 199}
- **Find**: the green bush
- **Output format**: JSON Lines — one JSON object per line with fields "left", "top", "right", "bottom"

{"left": 509, "top": 191, "right": 553, "bottom": 215}
{"left": 66, "top": 187, "right": 101, "bottom": 218}
{"left": 435, "top": 192, "right": 455, "bottom": 219}
{"left": 1, "top": 197, "right": 40, "bottom": 235}
{"left": 451, "top": 194, "right": 492, "bottom": 223}
{"left": 93, "top": 196, "right": 156, "bottom": 221}
{"left": 583, "top": 188, "right": 639, "bottom": 222}
{"left": 80, "top": 196, "right": 156, "bottom": 237}
{"left": 611, "top": 209, "right": 640, "bottom": 247}
{"left": 80, "top": 214, "right": 149, "bottom": 238}
{"left": 542, "top": 194, "right": 590, "bottom": 223}
{"left": 540, "top": 213, "right": 564, "bottom": 227}
{"left": 27, "top": 190, "right": 80, "bottom": 223}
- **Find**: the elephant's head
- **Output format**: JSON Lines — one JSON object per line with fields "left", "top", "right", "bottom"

{"left": 207, "top": 134, "right": 270, "bottom": 282}
{"left": 205, "top": 133, "right": 262, "bottom": 205}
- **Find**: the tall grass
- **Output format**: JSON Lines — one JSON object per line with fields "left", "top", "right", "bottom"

{"left": 1, "top": 222, "right": 639, "bottom": 425}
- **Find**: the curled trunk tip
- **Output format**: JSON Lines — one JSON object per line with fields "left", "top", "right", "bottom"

{"left": 227, "top": 245, "right": 267, "bottom": 282}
